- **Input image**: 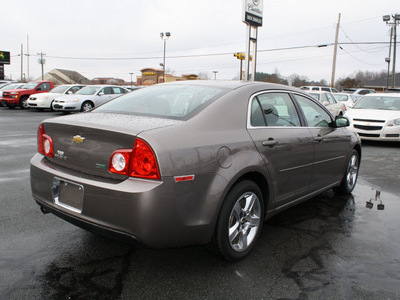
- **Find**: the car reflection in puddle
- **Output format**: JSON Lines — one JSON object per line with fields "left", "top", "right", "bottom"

{"left": 37, "top": 180, "right": 400, "bottom": 300}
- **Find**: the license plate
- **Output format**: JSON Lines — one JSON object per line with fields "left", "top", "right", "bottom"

{"left": 52, "top": 177, "right": 84, "bottom": 213}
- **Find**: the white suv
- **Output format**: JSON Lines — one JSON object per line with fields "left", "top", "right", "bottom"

{"left": 300, "top": 86, "right": 339, "bottom": 93}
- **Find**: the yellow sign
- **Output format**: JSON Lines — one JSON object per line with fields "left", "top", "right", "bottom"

{"left": 143, "top": 72, "right": 156, "bottom": 76}
{"left": 234, "top": 52, "right": 252, "bottom": 61}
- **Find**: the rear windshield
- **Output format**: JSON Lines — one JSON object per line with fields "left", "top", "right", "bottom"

{"left": 94, "top": 84, "right": 228, "bottom": 119}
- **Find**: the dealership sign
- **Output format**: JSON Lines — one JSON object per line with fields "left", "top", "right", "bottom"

{"left": 242, "top": 0, "right": 263, "bottom": 27}
{"left": 0, "top": 51, "right": 10, "bottom": 64}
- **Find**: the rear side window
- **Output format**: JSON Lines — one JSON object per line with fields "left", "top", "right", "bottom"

{"left": 250, "top": 92, "right": 301, "bottom": 127}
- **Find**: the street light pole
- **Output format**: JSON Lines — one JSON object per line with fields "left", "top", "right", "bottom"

{"left": 213, "top": 71, "right": 218, "bottom": 80}
{"left": 129, "top": 72, "right": 134, "bottom": 87}
{"left": 160, "top": 32, "right": 171, "bottom": 83}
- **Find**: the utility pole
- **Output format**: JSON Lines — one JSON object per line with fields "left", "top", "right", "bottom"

{"left": 331, "top": 13, "right": 341, "bottom": 88}
{"left": 26, "top": 35, "right": 30, "bottom": 81}
{"left": 20, "top": 44, "right": 24, "bottom": 82}
{"left": 37, "top": 52, "right": 46, "bottom": 80}
{"left": 383, "top": 14, "right": 400, "bottom": 88}
{"left": 392, "top": 17, "right": 397, "bottom": 88}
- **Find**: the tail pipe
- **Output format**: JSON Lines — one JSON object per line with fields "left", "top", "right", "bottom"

{"left": 40, "top": 206, "right": 50, "bottom": 214}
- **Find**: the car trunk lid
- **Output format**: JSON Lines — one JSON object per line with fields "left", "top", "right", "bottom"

{"left": 42, "top": 112, "right": 183, "bottom": 180}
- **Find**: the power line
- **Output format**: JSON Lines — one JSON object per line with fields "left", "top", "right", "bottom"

{"left": 18, "top": 41, "right": 392, "bottom": 61}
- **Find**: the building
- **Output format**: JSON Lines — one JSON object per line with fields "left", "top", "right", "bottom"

{"left": 91, "top": 77, "right": 127, "bottom": 85}
{"left": 37, "top": 69, "right": 91, "bottom": 85}
{"left": 363, "top": 73, "right": 400, "bottom": 91}
{"left": 136, "top": 68, "right": 198, "bottom": 85}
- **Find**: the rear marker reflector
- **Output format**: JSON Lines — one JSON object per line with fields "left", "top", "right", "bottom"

{"left": 174, "top": 175, "right": 195, "bottom": 183}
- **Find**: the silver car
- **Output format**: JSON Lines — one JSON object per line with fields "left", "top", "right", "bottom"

{"left": 31, "top": 81, "right": 361, "bottom": 261}
{"left": 52, "top": 85, "right": 129, "bottom": 112}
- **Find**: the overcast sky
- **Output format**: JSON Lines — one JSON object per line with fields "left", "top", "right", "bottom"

{"left": 2, "top": 0, "right": 399, "bottom": 84}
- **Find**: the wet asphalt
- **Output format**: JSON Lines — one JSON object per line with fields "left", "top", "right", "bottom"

{"left": 0, "top": 108, "right": 399, "bottom": 300}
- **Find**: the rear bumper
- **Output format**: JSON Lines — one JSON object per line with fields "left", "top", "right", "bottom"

{"left": 30, "top": 153, "right": 219, "bottom": 248}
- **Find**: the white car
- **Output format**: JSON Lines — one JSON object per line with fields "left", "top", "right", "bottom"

{"left": 332, "top": 93, "right": 358, "bottom": 110}
{"left": 300, "top": 86, "right": 339, "bottom": 93}
{"left": 27, "top": 84, "right": 86, "bottom": 111}
{"left": 309, "top": 91, "right": 345, "bottom": 116}
{"left": 52, "top": 85, "right": 129, "bottom": 112}
{"left": 345, "top": 93, "right": 400, "bottom": 141}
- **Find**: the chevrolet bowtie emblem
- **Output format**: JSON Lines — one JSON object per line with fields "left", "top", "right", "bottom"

{"left": 73, "top": 135, "right": 85, "bottom": 143}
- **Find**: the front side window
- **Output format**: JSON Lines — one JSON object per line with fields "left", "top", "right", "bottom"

{"left": 250, "top": 92, "right": 301, "bottom": 127}
{"left": 294, "top": 94, "right": 332, "bottom": 127}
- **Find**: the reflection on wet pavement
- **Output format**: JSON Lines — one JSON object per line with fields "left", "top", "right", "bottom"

{"left": 6, "top": 180, "right": 395, "bottom": 300}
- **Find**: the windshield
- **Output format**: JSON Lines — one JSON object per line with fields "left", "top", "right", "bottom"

{"left": 352, "top": 96, "right": 400, "bottom": 111}
{"left": 1, "top": 83, "right": 21, "bottom": 90}
{"left": 76, "top": 86, "right": 100, "bottom": 95}
{"left": 334, "top": 94, "right": 349, "bottom": 102}
{"left": 94, "top": 84, "right": 228, "bottom": 118}
{"left": 50, "top": 85, "right": 70, "bottom": 93}
{"left": 23, "top": 82, "right": 40, "bottom": 89}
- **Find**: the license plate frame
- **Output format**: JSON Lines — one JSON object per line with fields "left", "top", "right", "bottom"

{"left": 52, "top": 177, "right": 84, "bottom": 213}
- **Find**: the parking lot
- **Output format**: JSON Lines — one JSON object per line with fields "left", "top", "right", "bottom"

{"left": 1, "top": 108, "right": 400, "bottom": 299}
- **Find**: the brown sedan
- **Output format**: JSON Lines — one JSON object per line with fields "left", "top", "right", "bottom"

{"left": 30, "top": 81, "right": 361, "bottom": 261}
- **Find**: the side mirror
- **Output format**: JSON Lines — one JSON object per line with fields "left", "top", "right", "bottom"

{"left": 98, "top": 92, "right": 104, "bottom": 96}
{"left": 335, "top": 116, "right": 350, "bottom": 127}
{"left": 322, "top": 101, "right": 329, "bottom": 106}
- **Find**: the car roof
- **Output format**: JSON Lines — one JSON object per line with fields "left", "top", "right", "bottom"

{"left": 163, "top": 80, "right": 302, "bottom": 93}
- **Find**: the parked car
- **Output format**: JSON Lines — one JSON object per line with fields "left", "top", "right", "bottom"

{"left": 332, "top": 93, "right": 358, "bottom": 110}
{"left": 309, "top": 91, "right": 345, "bottom": 116}
{"left": 345, "top": 93, "right": 400, "bottom": 141}
{"left": 342, "top": 88, "right": 376, "bottom": 101}
{"left": 52, "top": 85, "right": 129, "bottom": 112}
{"left": 2, "top": 81, "right": 55, "bottom": 109}
{"left": 27, "top": 84, "right": 86, "bottom": 111}
{"left": 31, "top": 81, "right": 361, "bottom": 261}
{"left": 384, "top": 88, "right": 400, "bottom": 93}
{"left": 0, "top": 83, "right": 25, "bottom": 107}
{"left": 300, "top": 86, "right": 339, "bottom": 93}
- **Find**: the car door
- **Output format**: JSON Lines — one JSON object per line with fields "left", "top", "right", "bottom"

{"left": 96, "top": 87, "right": 115, "bottom": 106}
{"left": 247, "top": 91, "right": 315, "bottom": 207}
{"left": 293, "top": 94, "right": 349, "bottom": 191}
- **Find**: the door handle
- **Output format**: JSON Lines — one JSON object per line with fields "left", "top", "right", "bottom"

{"left": 262, "top": 139, "right": 277, "bottom": 147}
{"left": 314, "top": 135, "right": 323, "bottom": 142}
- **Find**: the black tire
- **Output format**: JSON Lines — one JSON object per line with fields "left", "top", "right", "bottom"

{"left": 209, "top": 180, "right": 264, "bottom": 261}
{"left": 50, "top": 100, "right": 55, "bottom": 112}
{"left": 19, "top": 96, "right": 29, "bottom": 109}
{"left": 81, "top": 101, "right": 94, "bottom": 112}
{"left": 334, "top": 149, "right": 360, "bottom": 195}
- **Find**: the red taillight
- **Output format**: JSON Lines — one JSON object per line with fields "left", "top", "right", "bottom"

{"left": 37, "top": 124, "right": 54, "bottom": 157}
{"left": 108, "top": 149, "right": 132, "bottom": 175}
{"left": 109, "top": 138, "right": 160, "bottom": 180}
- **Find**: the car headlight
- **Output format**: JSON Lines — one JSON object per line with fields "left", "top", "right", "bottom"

{"left": 387, "top": 118, "right": 400, "bottom": 127}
